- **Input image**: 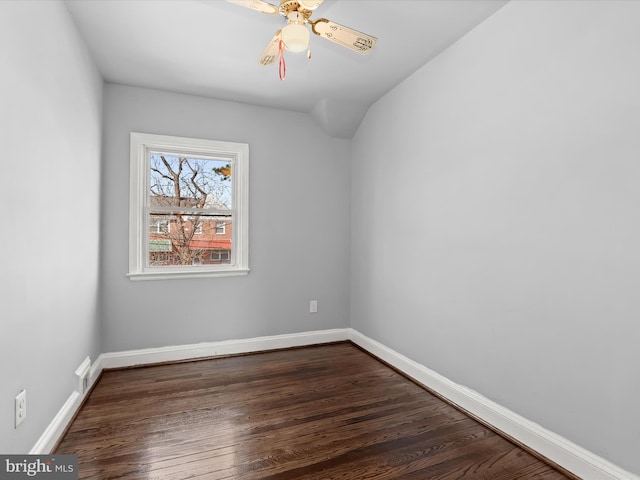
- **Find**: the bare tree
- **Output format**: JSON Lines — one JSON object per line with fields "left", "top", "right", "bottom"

{"left": 149, "top": 155, "right": 231, "bottom": 265}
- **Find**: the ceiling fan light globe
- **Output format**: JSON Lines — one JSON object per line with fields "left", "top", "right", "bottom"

{"left": 298, "top": 0, "right": 323, "bottom": 10}
{"left": 281, "top": 23, "right": 310, "bottom": 53}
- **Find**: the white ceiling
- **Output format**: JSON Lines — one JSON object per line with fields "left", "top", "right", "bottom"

{"left": 63, "top": 0, "right": 508, "bottom": 137}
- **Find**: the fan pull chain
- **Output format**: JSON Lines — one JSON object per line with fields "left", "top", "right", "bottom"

{"left": 278, "top": 39, "right": 286, "bottom": 81}
{"left": 307, "top": 47, "right": 312, "bottom": 59}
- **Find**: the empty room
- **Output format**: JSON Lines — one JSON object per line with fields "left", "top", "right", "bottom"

{"left": 1, "top": 0, "right": 638, "bottom": 479}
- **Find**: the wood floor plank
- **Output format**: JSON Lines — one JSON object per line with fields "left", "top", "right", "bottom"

{"left": 55, "top": 343, "right": 576, "bottom": 479}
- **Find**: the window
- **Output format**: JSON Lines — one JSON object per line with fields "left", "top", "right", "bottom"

{"left": 210, "top": 249, "right": 231, "bottom": 263}
{"left": 129, "top": 133, "right": 249, "bottom": 280}
{"left": 149, "top": 218, "right": 169, "bottom": 234}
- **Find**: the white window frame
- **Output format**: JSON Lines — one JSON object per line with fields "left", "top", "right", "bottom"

{"left": 128, "top": 132, "right": 249, "bottom": 280}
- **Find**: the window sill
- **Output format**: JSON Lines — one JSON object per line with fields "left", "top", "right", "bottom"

{"left": 127, "top": 268, "right": 249, "bottom": 281}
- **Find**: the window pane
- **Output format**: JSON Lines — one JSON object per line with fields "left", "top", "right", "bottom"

{"left": 148, "top": 213, "right": 232, "bottom": 266}
{"left": 149, "top": 154, "right": 232, "bottom": 209}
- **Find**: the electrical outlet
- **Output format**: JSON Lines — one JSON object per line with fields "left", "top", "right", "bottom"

{"left": 15, "top": 390, "right": 26, "bottom": 428}
{"left": 309, "top": 300, "right": 318, "bottom": 313}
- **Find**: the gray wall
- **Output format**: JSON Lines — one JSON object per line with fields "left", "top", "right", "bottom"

{"left": 0, "top": 1, "right": 103, "bottom": 454}
{"left": 101, "top": 84, "right": 351, "bottom": 352}
{"left": 351, "top": 0, "right": 640, "bottom": 474}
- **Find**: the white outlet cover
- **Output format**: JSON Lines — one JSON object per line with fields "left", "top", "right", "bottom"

{"left": 15, "top": 390, "right": 26, "bottom": 428}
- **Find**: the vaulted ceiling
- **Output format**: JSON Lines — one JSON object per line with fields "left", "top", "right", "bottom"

{"left": 63, "top": 0, "right": 508, "bottom": 137}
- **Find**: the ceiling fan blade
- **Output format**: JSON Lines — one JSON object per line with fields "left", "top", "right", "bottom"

{"left": 258, "top": 30, "right": 282, "bottom": 66}
{"left": 226, "top": 0, "right": 279, "bottom": 15}
{"left": 310, "top": 18, "right": 377, "bottom": 54}
{"left": 298, "top": 0, "right": 324, "bottom": 10}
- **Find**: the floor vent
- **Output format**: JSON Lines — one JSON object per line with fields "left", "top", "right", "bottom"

{"left": 74, "top": 357, "right": 91, "bottom": 395}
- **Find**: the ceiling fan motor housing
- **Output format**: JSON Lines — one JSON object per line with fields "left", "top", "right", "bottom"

{"left": 279, "top": 1, "right": 314, "bottom": 20}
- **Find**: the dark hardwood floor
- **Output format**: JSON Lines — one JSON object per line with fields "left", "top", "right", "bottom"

{"left": 55, "top": 343, "right": 576, "bottom": 479}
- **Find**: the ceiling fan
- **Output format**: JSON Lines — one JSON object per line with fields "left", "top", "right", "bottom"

{"left": 227, "top": 0, "right": 378, "bottom": 79}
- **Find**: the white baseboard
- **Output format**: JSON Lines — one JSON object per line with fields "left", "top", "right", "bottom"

{"left": 33, "top": 327, "right": 638, "bottom": 480}
{"left": 30, "top": 391, "right": 81, "bottom": 455}
{"left": 348, "top": 329, "right": 639, "bottom": 480}
{"left": 96, "top": 328, "right": 350, "bottom": 370}
{"left": 31, "top": 361, "right": 102, "bottom": 455}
